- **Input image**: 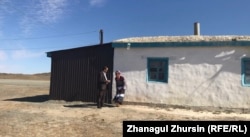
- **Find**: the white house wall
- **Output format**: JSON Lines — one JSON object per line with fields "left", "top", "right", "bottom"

{"left": 113, "top": 46, "right": 250, "bottom": 109}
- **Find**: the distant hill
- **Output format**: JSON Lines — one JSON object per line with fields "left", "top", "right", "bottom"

{"left": 0, "top": 72, "right": 51, "bottom": 81}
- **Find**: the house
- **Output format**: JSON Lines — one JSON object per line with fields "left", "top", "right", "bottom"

{"left": 112, "top": 35, "right": 250, "bottom": 110}
{"left": 46, "top": 26, "right": 250, "bottom": 111}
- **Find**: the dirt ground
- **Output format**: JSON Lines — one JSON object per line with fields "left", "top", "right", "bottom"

{"left": 1, "top": 78, "right": 250, "bottom": 137}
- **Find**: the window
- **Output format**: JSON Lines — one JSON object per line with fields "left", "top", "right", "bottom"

{"left": 147, "top": 58, "right": 168, "bottom": 83}
{"left": 242, "top": 58, "right": 250, "bottom": 86}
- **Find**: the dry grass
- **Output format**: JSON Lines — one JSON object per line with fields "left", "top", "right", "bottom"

{"left": 0, "top": 74, "right": 250, "bottom": 137}
{"left": 0, "top": 73, "right": 50, "bottom": 81}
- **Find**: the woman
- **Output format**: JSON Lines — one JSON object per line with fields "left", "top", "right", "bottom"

{"left": 113, "top": 70, "right": 126, "bottom": 107}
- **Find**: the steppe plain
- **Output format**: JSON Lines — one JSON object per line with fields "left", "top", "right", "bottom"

{"left": 0, "top": 73, "right": 250, "bottom": 137}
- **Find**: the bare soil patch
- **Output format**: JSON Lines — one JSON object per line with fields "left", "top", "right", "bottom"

{"left": 0, "top": 74, "right": 250, "bottom": 137}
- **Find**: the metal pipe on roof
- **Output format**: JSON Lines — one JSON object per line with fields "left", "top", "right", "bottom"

{"left": 194, "top": 22, "right": 200, "bottom": 36}
{"left": 99, "top": 29, "right": 103, "bottom": 45}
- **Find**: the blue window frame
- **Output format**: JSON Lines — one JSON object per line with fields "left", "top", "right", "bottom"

{"left": 147, "top": 58, "right": 168, "bottom": 83}
{"left": 242, "top": 58, "right": 250, "bottom": 86}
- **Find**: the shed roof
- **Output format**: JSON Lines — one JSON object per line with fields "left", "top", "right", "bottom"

{"left": 46, "top": 43, "right": 112, "bottom": 58}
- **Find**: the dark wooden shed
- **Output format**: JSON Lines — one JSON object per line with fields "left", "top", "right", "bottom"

{"left": 46, "top": 43, "right": 114, "bottom": 103}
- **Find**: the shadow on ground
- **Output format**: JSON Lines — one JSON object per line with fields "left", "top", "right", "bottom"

{"left": 64, "top": 103, "right": 116, "bottom": 108}
{"left": 3, "top": 95, "right": 49, "bottom": 103}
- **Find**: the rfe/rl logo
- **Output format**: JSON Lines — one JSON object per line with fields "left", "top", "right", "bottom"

{"left": 210, "top": 125, "right": 244, "bottom": 133}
